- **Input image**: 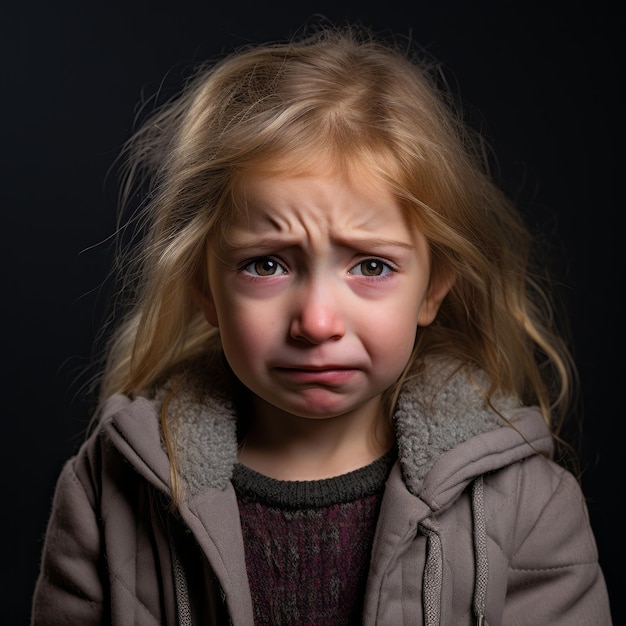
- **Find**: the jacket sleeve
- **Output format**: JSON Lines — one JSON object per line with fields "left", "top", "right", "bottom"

{"left": 30, "top": 456, "right": 106, "bottom": 625}
{"left": 494, "top": 458, "right": 613, "bottom": 625}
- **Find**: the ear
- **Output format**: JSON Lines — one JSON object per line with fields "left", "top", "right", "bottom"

{"left": 191, "top": 285, "right": 219, "bottom": 327}
{"left": 417, "top": 267, "right": 455, "bottom": 327}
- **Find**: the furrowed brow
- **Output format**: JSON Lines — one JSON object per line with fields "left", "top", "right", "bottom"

{"left": 331, "top": 235, "right": 416, "bottom": 251}
{"left": 219, "top": 235, "right": 415, "bottom": 253}
{"left": 218, "top": 236, "right": 297, "bottom": 253}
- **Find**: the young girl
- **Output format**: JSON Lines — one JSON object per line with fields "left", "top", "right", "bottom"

{"left": 31, "top": 23, "right": 612, "bottom": 625}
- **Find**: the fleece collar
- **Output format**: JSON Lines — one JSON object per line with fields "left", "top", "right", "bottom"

{"left": 152, "top": 357, "right": 541, "bottom": 500}
{"left": 393, "top": 358, "right": 522, "bottom": 496}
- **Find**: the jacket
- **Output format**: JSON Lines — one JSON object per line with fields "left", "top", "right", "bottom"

{"left": 31, "top": 359, "right": 612, "bottom": 625}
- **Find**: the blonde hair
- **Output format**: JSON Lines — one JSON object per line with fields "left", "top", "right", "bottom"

{"left": 97, "top": 23, "right": 577, "bottom": 474}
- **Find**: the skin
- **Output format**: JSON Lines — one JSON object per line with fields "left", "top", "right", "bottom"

{"left": 195, "top": 166, "right": 452, "bottom": 479}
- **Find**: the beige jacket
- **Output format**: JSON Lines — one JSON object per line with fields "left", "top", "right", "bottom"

{"left": 31, "top": 360, "right": 613, "bottom": 624}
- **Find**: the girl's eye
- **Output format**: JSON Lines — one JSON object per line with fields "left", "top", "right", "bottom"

{"left": 349, "top": 259, "right": 394, "bottom": 277}
{"left": 242, "top": 257, "right": 287, "bottom": 276}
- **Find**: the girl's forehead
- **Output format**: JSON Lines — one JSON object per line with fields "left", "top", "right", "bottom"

{"left": 217, "top": 166, "right": 421, "bottom": 251}
{"left": 233, "top": 164, "right": 396, "bottom": 218}
{"left": 220, "top": 147, "right": 422, "bottom": 237}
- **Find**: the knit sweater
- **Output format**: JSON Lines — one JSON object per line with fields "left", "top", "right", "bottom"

{"left": 231, "top": 449, "right": 397, "bottom": 625}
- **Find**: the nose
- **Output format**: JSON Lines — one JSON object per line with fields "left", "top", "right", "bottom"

{"left": 289, "top": 279, "right": 346, "bottom": 344}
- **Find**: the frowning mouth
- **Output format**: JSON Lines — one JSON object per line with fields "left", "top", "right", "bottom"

{"left": 274, "top": 366, "right": 357, "bottom": 385}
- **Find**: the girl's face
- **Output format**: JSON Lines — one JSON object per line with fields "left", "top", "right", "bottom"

{"left": 197, "top": 167, "right": 451, "bottom": 426}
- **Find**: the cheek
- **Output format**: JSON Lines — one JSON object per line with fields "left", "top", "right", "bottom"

{"left": 364, "top": 306, "right": 419, "bottom": 364}
{"left": 215, "top": 301, "right": 277, "bottom": 364}
{"left": 377, "top": 320, "right": 418, "bottom": 359}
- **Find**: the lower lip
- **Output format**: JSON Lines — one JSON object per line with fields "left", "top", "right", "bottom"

{"left": 276, "top": 368, "right": 357, "bottom": 385}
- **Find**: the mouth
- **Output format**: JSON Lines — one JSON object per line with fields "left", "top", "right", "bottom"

{"left": 274, "top": 366, "right": 357, "bottom": 385}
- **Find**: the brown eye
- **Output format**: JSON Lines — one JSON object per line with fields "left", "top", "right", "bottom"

{"left": 349, "top": 259, "right": 393, "bottom": 277}
{"left": 255, "top": 258, "right": 278, "bottom": 275}
{"left": 361, "top": 260, "right": 384, "bottom": 276}
{"left": 243, "top": 257, "right": 286, "bottom": 276}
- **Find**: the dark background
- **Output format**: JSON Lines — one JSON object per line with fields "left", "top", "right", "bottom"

{"left": 5, "top": 1, "right": 620, "bottom": 623}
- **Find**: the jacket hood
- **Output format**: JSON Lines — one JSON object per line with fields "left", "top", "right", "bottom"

{"left": 101, "top": 357, "right": 553, "bottom": 512}
{"left": 394, "top": 358, "right": 553, "bottom": 510}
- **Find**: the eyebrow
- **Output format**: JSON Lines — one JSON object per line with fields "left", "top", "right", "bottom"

{"left": 219, "top": 235, "right": 416, "bottom": 252}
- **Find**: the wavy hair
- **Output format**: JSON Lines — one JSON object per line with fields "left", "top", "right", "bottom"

{"left": 96, "top": 22, "right": 578, "bottom": 479}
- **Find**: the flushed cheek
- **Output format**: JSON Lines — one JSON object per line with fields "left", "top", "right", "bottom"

{"left": 360, "top": 303, "right": 419, "bottom": 366}
{"left": 363, "top": 296, "right": 420, "bottom": 339}
{"left": 217, "top": 305, "right": 279, "bottom": 369}
{"left": 369, "top": 324, "right": 416, "bottom": 369}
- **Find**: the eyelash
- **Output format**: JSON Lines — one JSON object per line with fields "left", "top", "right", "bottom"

{"left": 239, "top": 256, "right": 397, "bottom": 278}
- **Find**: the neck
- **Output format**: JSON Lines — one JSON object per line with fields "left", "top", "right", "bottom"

{"left": 237, "top": 396, "right": 394, "bottom": 480}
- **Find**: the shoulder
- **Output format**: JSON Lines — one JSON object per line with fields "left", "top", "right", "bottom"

{"left": 82, "top": 392, "right": 161, "bottom": 458}
{"left": 56, "top": 393, "right": 165, "bottom": 503}
{"left": 483, "top": 455, "right": 598, "bottom": 563}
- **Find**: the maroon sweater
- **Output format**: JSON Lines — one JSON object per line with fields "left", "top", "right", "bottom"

{"left": 232, "top": 449, "right": 396, "bottom": 625}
